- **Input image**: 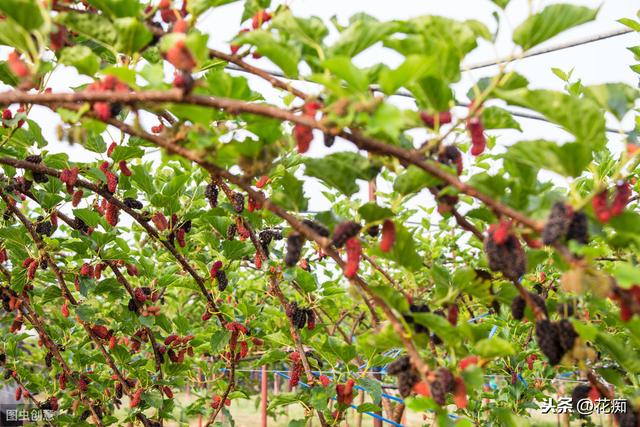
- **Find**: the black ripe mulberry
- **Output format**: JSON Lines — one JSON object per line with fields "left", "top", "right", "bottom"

{"left": 566, "top": 211, "right": 589, "bottom": 244}
{"left": 72, "top": 217, "right": 89, "bottom": 233}
{"left": 216, "top": 270, "right": 228, "bottom": 292}
{"left": 204, "top": 182, "right": 219, "bottom": 208}
{"left": 556, "top": 301, "right": 576, "bottom": 318}
{"left": 571, "top": 385, "right": 591, "bottom": 413}
{"left": 127, "top": 298, "right": 139, "bottom": 312}
{"left": 285, "top": 233, "right": 304, "bottom": 267}
{"left": 331, "top": 221, "right": 362, "bottom": 248}
{"left": 226, "top": 223, "right": 237, "bottom": 240}
{"left": 366, "top": 225, "right": 380, "bottom": 237}
{"left": 35, "top": 216, "right": 53, "bottom": 236}
{"left": 123, "top": 198, "right": 143, "bottom": 209}
{"left": 387, "top": 355, "right": 411, "bottom": 375}
{"left": 435, "top": 367, "right": 455, "bottom": 393}
{"left": 302, "top": 219, "right": 330, "bottom": 237}
{"left": 510, "top": 296, "right": 526, "bottom": 320}
{"left": 614, "top": 400, "right": 639, "bottom": 427}
{"left": 529, "top": 292, "right": 549, "bottom": 317}
{"left": 484, "top": 228, "right": 526, "bottom": 281}
{"left": 293, "top": 308, "right": 307, "bottom": 329}
{"left": 387, "top": 356, "right": 419, "bottom": 398}
{"left": 26, "top": 155, "right": 47, "bottom": 182}
{"left": 542, "top": 202, "right": 572, "bottom": 245}
{"left": 230, "top": 192, "right": 244, "bottom": 213}
{"left": 557, "top": 319, "right": 577, "bottom": 352}
{"left": 535, "top": 320, "right": 564, "bottom": 365}
{"left": 404, "top": 304, "right": 430, "bottom": 334}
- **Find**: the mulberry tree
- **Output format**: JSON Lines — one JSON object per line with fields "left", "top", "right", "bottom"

{"left": 0, "top": 1, "right": 639, "bottom": 426}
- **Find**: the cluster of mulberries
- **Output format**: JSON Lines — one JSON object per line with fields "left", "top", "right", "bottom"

{"left": 285, "top": 233, "right": 305, "bottom": 267}
{"left": 204, "top": 182, "right": 219, "bottom": 208}
{"left": 163, "top": 334, "right": 196, "bottom": 364}
{"left": 331, "top": 221, "right": 362, "bottom": 248}
{"left": 285, "top": 302, "right": 316, "bottom": 330}
{"left": 535, "top": 319, "right": 578, "bottom": 365}
{"left": 387, "top": 356, "right": 420, "bottom": 397}
{"left": 484, "top": 221, "right": 526, "bottom": 281}
{"left": 35, "top": 216, "right": 53, "bottom": 236}
{"left": 336, "top": 379, "right": 356, "bottom": 405}
{"left": 542, "top": 202, "right": 589, "bottom": 245}
{"left": 123, "top": 197, "right": 143, "bottom": 209}
{"left": 25, "top": 155, "right": 48, "bottom": 183}
{"left": 59, "top": 166, "right": 79, "bottom": 194}
{"left": 510, "top": 292, "right": 547, "bottom": 320}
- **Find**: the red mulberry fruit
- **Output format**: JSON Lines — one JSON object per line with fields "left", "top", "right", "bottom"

{"left": 106, "top": 202, "right": 119, "bottom": 226}
{"left": 72, "top": 189, "right": 83, "bottom": 207}
{"left": 380, "top": 219, "right": 395, "bottom": 252}
{"left": 344, "top": 237, "right": 361, "bottom": 278}
{"left": 420, "top": 111, "right": 452, "bottom": 128}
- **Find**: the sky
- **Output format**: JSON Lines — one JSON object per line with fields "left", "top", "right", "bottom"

{"left": 1, "top": 0, "right": 639, "bottom": 216}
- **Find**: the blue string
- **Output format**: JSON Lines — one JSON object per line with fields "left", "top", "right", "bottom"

{"left": 274, "top": 371, "right": 405, "bottom": 427}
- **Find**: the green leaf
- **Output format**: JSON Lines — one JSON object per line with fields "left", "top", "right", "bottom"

{"left": 611, "top": 263, "right": 640, "bottom": 289}
{"left": 371, "top": 222, "right": 422, "bottom": 270}
{"left": 619, "top": 18, "right": 640, "bottom": 32}
{"left": 393, "top": 165, "right": 441, "bottom": 195}
{"left": 271, "top": 172, "right": 308, "bottom": 212}
{"left": 495, "top": 88, "right": 606, "bottom": 148}
{"left": 583, "top": 83, "right": 639, "bottom": 121}
{"left": 210, "top": 329, "right": 231, "bottom": 353}
{"left": 188, "top": 0, "right": 239, "bottom": 17}
{"left": 481, "top": 106, "right": 522, "bottom": 131}
{"left": 357, "top": 403, "right": 382, "bottom": 413}
{"left": 379, "top": 55, "right": 454, "bottom": 95}
{"left": 0, "top": 19, "right": 33, "bottom": 53}
{"left": 357, "top": 378, "right": 382, "bottom": 405}
{"left": 491, "top": 0, "right": 510, "bottom": 9}
{"left": 369, "top": 284, "right": 409, "bottom": 313}
{"left": 57, "top": 12, "right": 117, "bottom": 46}
{"left": 234, "top": 30, "right": 299, "bottom": 77}
{"left": 357, "top": 203, "right": 393, "bottom": 222}
{"left": 114, "top": 18, "right": 152, "bottom": 55}
{"left": 329, "top": 14, "right": 400, "bottom": 58}
{"left": 58, "top": 46, "right": 100, "bottom": 76}
{"left": 0, "top": 62, "right": 18, "bottom": 87}
{"left": 407, "top": 76, "right": 453, "bottom": 112}
{"left": 474, "top": 337, "right": 515, "bottom": 358}
{"left": 110, "top": 146, "right": 144, "bottom": 163}
{"left": 0, "top": 0, "right": 44, "bottom": 31}
{"left": 72, "top": 208, "right": 103, "bottom": 228}
{"left": 513, "top": 4, "right": 598, "bottom": 50}
{"left": 504, "top": 140, "right": 592, "bottom": 178}
{"left": 322, "top": 336, "right": 356, "bottom": 363}
{"left": 321, "top": 56, "right": 369, "bottom": 93}
{"left": 304, "top": 152, "right": 378, "bottom": 196}
{"left": 86, "top": 0, "right": 141, "bottom": 18}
